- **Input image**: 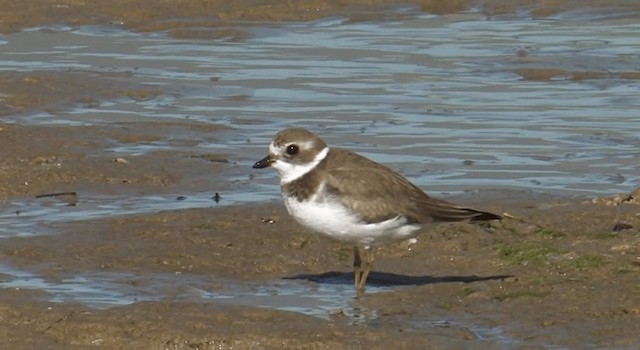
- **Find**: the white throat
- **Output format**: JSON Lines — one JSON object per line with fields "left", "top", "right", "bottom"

{"left": 274, "top": 147, "right": 329, "bottom": 184}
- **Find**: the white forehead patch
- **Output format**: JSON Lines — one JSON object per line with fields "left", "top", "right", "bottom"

{"left": 269, "top": 142, "right": 279, "bottom": 155}
{"left": 272, "top": 146, "right": 329, "bottom": 184}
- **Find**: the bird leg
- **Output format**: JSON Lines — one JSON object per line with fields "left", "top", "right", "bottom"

{"left": 352, "top": 246, "right": 362, "bottom": 292}
{"left": 353, "top": 246, "right": 375, "bottom": 297}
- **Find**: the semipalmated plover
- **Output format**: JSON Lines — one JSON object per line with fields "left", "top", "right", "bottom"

{"left": 253, "top": 128, "right": 501, "bottom": 296}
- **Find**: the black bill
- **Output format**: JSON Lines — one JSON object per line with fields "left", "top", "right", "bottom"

{"left": 252, "top": 156, "right": 272, "bottom": 169}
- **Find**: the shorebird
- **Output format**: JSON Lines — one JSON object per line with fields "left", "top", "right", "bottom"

{"left": 253, "top": 128, "right": 501, "bottom": 296}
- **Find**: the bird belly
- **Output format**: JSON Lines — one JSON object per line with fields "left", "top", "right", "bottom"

{"left": 283, "top": 195, "right": 422, "bottom": 246}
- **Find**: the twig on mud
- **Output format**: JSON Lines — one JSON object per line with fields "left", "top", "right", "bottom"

{"left": 502, "top": 212, "right": 522, "bottom": 221}
{"left": 35, "top": 191, "right": 77, "bottom": 199}
{"left": 501, "top": 211, "right": 547, "bottom": 231}
{"left": 43, "top": 311, "right": 76, "bottom": 333}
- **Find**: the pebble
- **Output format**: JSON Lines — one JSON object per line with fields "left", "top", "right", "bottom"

{"left": 612, "top": 223, "right": 633, "bottom": 232}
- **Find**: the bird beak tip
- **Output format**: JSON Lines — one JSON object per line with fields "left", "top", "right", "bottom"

{"left": 252, "top": 155, "right": 272, "bottom": 169}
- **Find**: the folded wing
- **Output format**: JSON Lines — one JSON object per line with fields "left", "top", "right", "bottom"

{"left": 324, "top": 149, "right": 501, "bottom": 224}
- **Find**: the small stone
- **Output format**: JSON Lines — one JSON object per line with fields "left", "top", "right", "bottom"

{"left": 611, "top": 244, "right": 632, "bottom": 252}
{"left": 516, "top": 48, "right": 529, "bottom": 58}
{"left": 613, "top": 223, "right": 633, "bottom": 232}
{"left": 261, "top": 217, "right": 275, "bottom": 224}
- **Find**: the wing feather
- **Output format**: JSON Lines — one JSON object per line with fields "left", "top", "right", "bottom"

{"left": 323, "top": 149, "right": 500, "bottom": 224}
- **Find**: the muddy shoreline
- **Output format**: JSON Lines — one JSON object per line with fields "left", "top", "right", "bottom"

{"left": 4, "top": 0, "right": 640, "bottom": 35}
{"left": 2, "top": 122, "right": 639, "bottom": 348}
{"left": 1, "top": 188, "right": 639, "bottom": 348}
{"left": 2, "top": 1, "right": 640, "bottom": 349}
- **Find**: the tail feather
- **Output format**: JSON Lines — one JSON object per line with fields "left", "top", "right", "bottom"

{"left": 426, "top": 204, "right": 502, "bottom": 223}
{"left": 468, "top": 209, "right": 502, "bottom": 221}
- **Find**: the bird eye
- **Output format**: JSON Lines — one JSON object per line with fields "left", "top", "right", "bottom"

{"left": 286, "top": 144, "right": 299, "bottom": 156}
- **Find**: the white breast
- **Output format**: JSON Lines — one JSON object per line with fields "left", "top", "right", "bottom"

{"left": 283, "top": 189, "right": 422, "bottom": 247}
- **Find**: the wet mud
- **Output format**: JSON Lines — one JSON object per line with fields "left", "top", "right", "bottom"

{"left": 0, "top": 121, "right": 232, "bottom": 200}
{"left": 1, "top": 1, "right": 640, "bottom": 349}
{"left": 2, "top": 187, "right": 640, "bottom": 348}
{"left": 3, "top": 0, "right": 640, "bottom": 35}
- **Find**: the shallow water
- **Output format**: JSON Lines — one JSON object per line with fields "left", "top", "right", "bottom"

{"left": 0, "top": 262, "right": 524, "bottom": 345}
{"left": 0, "top": 261, "right": 387, "bottom": 318}
{"left": 1, "top": 6, "right": 639, "bottom": 337}
{"left": 1, "top": 10, "right": 639, "bottom": 198}
{"left": 1, "top": 9, "right": 638, "bottom": 234}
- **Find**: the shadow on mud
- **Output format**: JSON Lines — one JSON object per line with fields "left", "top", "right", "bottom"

{"left": 285, "top": 271, "right": 513, "bottom": 287}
